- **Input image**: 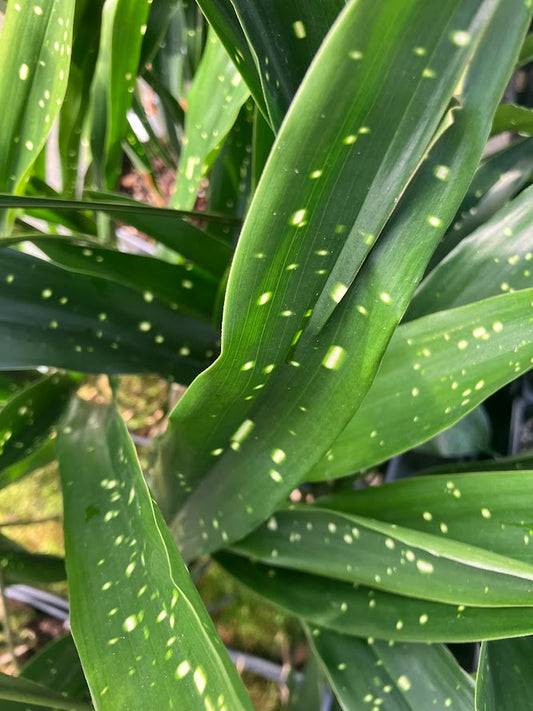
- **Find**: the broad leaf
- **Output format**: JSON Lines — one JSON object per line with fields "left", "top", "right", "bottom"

{"left": 308, "top": 627, "right": 474, "bottom": 711}
{"left": 160, "top": 0, "right": 530, "bottom": 559}
{"left": 0, "top": 248, "right": 218, "bottom": 381}
{"left": 476, "top": 636, "right": 533, "bottom": 711}
{"left": 307, "top": 290, "right": 533, "bottom": 480}
{"left": 56, "top": 399, "right": 253, "bottom": 711}
{"left": 426, "top": 137, "right": 533, "bottom": 271}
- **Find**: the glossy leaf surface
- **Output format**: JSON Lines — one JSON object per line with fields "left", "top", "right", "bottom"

{"left": 161, "top": 0, "right": 527, "bottom": 559}
{"left": 0, "top": 373, "right": 78, "bottom": 473}
{"left": 57, "top": 399, "right": 253, "bottom": 711}
{"left": 0, "top": 0, "right": 74, "bottom": 197}
{"left": 308, "top": 290, "right": 533, "bottom": 480}
{"left": 217, "top": 551, "right": 533, "bottom": 643}
{"left": 476, "top": 636, "right": 533, "bottom": 710}
{"left": 309, "top": 627, "right": 474, "bottom": 711}
{"left": 0, "top": 249, "right": 218, "bottom": 381}
{"left": 232, "top": 505, "right": 533, "bottom": 606}
{"left": 491, "top": 103, "right": 533, "bottom": 137}
{"left": 0, "top": 673, "right": 90, "bottom": 711}
{"left": 170, "top": 27, "right": 250, "bottom": 210}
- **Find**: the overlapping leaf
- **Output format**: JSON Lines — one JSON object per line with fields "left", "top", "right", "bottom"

{"left": 170, "top": 27, "right": 250, "bottom": 210}
{"left": 231, "top": 506, "right": 533, "bottom": 606}
{"left": 89, "top": 0, "right": 152, "bottom": 188}
{"left": 217, "top": 551, "right": 533, "bottom": 643}
{"left": 407, "top": 187, "right": 533, "bottom": 318}
{"left": 160, "top": 0, "right": 530, "bottom": 559}
{"left": 476, "top": 636, "right": 533, "bottom": 710}
{"left": 491, "top": 104, "right": 533, "bottom": 137}
{"left": 0, "top": 373, "right": 79, "bottom": 473}
{"left": 308, "top": 627, "right": 474, "bottom": 711}
{"left": 0, "top": 0, "right": 75, "bottom": 204}
{"left": 0, "top": 248, "right": 218, "bottom": 380}
{"left": 0, "top": 673, "right": 91, "bottom": 711}
{"left": 56, "top": 399, "right": 253, "bottom": 711}
{"left": 307, "top": 290, "right": 533, "bottom": 480}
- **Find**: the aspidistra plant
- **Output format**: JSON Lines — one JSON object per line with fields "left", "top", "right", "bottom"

{"left": 0, "top": 0, "right": 532, "bottom": 709}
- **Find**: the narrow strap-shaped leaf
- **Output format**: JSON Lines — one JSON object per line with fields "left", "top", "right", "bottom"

{"left": 170, "top": 27, "right": 250, "bottom": 210}
{"left": 0, "top": 439, "right": 56, "bottom": 492}
{"left": 216, "top": 551, "right": 533, "bottom": 643}
{"left": 193, "top": 0, "right": 268, "bottom": 120}
{"left": 316, "top": 471, "right": 533, "bottom": 565}
{"left": 231, "top": 506, "right": 533, "bottom": 606}
{"left": 427, "top": 137, "right": 533, "bottom": 271}
{"left": 308, "top": 627, "right": 475, "bottom": 711}
{"left": 307, "top": 290, "right": 533, "bottom": 480}
{"left": 406, "top": 187, "right": 533, "bottom": 318}
{"left": 491, "top": 103, "right": 533, "bottom": 137}
{"left": 0, "top": 192, "right": 234, "bottom": 277}
{"left": 21, "top": 237, "right": 218, "bottom": 323}
{"left": 0, "top": 532, "right": 65, "bottom": 585}
{"left": 0, "top": 248, "right": 218, "bottom": 381}
{"left": 56, "top": 399, "right": 253, "bottom": 711}
{"left": 1, "top": 635, "right": 90, "bottom": 711}
{"left": 160, "top": 0, "right": 531, "bottom": 559}
{"left": 0, "top": 0, "right": 75, "bottom": 198}
{"left": 57, "top": 0, "right": 103, "bottom": 196}
{"left": 0, "top": 673, "right": 91, "bottom": 711}
{"left": 518, "top": 32, "right": 533, "bottom": 67}
{"left": 0, "top": 373, "right": 79, "bottom": 473}
{"left": 89, "top": 0, "right": 152, "bottom": 188}
{"left": 220, "top": 0, "right": 345, "bottom": 130}
{"left": 476, "top": 636, "right": 533, "bottom": 711}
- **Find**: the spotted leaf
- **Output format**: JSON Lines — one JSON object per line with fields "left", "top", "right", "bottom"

{"left": 56, "top": 399, "right": 253, "bottom": 711}
{"left": 308, "top": 627, "right": 474, "bottom": 711}
{"left": 216, "top": 551, "right": 533, "bottom": 643}
{"left": 170, "top": 26, "right": 250, "bottom": 210}
{"left": 308, "top": 289, "right": 533, "bottom": 481}
{"left": 0, "top": 248, "right": 218, "bottom": 381}
{"left": 159, "top": 0, "right": 531, "bottom": 560}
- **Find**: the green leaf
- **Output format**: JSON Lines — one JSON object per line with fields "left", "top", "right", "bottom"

{"left": 476, "top": 636, "right": 533, "bottom": 711}
{"left": 0, "top": 191, "right": 234, "bottom": 278}
{"left": 56, "top": 399, "right": 253, "bottom": 711}
{"left": 57, "top": 0, "right": 103, "bottom": 195}
{"left": 316, "top": 471, "right": 533, "bottom": 566}
{"left": 193, "top": 0, "right": 268, "bottom": 121}
{"left": 216, "top": 551, "right": 533, "bottom": 643}
{"left": 308, "top": 627, "right": 474, "bottom": 711}
{"left": 161, "top": 0, "right": 529, "bottom": 559}
{"left": 407, "top": 187, "right": 533, "bottom": 320}
{"left": 231, "top": 505, "right": 533, "bottom": 606}
{"left": 21, "top": 237, "right": 218, "bottom": 324}
{"left": 170, "top": 26, "right": 250, "bottom": 210}
{"left": 215, "top": 0, "right": 345, "bottom": 130}
{"left": 0, "top": 438, "right": 56, "bottom": 492}
{"left": 89, "top": 0, "right": 153, "bottom": 188}
{"left": 0, "top": 373, "right": 79, "bottom": 473}
{"left": 0, "top": 248, "right": 218, "bottom": 381}
{"left": 0, "top": 532, "right": 65, "bottom": 585}
{"left": 0, "top": 635, "right": 90, "bottom": 711}
{"left": 517, "top": 32, "right": 533, "bottom": 67}
{"left": 427, "top": 137, "right": 533, "bottom": 270}
{"left": 417, "top": 406, "right": 491, "bottom": 458}
{"left": 0, "top": 0, "right": 75, "bottom": 198}
{"left": 491, "top": 103, "right": 533, "bottom": 136}
{"left": 0, "top": 673, "right": 91, "bottom": 711}
{"left": 307, "top": 290, "right": 533, "bottom": 481}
